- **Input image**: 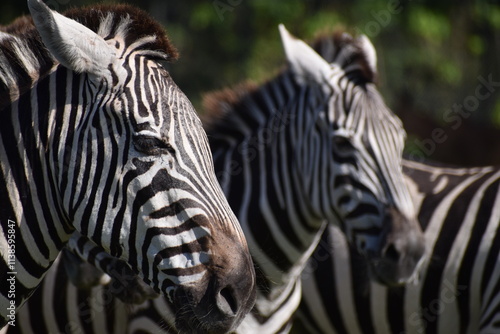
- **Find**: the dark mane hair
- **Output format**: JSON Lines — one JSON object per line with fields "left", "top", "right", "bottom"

{"left": 202, "top": 29, "right": 376, "bottom": 132}
{"left": 0, "top": 15, "right": 34, "bottom": 35}
{"left": 201, "top": 81, "right": 259, "bottom": 131}
{"left": 1, "top": 4, "right": 177, "bottom": 60}
{"left": 64, "top": 4, "right": 178, "bottom": 60}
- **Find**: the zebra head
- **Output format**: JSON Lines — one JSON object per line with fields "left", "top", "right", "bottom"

{"left": 27, "top": 1, "right": 255, "bottom": 331}
{"left": 279, "top": 26, "right": 425, "bottom": 285}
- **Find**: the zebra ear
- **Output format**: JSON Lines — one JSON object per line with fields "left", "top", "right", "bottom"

{"left": 28, "top": 0, "right": 115, "bottom": 75}
{"left": 279, "top": 24, "right": 331, "bottom": 85}
{"left": 356, "top": 35, "right": 378, "bottom": 77}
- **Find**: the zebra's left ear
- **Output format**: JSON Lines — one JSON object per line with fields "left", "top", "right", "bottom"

{"left": 28, "top": 0, "right": 116, "bottom": 75}
{"left": 279, "top": 24, "right": 331, "bottom": 85}
{"left": 356, "top": 35, "right": 378, "bottom": 77}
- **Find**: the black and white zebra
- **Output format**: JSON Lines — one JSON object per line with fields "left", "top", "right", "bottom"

{"left": 4, "top": 26, "right": 427, "bottom": 334}
{"left": 207, "top": 25, "right": 425, "bottom": 290}
{"left": 295, "top": 159, "right": 500, "bottom": 334}
{"left": 0, "top": 1, "right": 256, "bottom": 332}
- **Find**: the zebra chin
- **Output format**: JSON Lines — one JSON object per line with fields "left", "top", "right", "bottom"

{"left": 365, "top": 207, "right": 426, "bottom": 287}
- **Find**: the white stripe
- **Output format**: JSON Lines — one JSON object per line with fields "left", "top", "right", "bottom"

{"left": 158, "top": 252, "right": 209, "bottom": 270}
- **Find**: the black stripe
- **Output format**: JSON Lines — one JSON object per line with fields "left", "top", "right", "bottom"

{"left": 70, "top": 107, "right": 95, "bottom": 226}
{"left": 419, "top": 173, "right": 489, "bottom": 333}
{"left": 481, "top": 209, "right": 500, "bottom": 306}
{"left": 22, "top": 267, "right": 48, "bottom": 332}
{"left": 350, "top": 246, "right": 375, "bottom": 334}
{"left": 91, "top": 111, "right": 120, "bottom": 244}
{"left": 457, "top": 178, "right": 498, "bottom": 331}
{"left": 59, "top": 72, "right": 79, "bottom": 197}
{"left": 67, "top": 74, "right": 86, "bottom": 217}
{"left": 110, "top": 169, "right": 137, "bottom": 258}
{"left": 318, "top": 228, "right": 350, "bottom": 333}
{"left": 1, "top": 110, "right": 51, "bottom": 281}
{"left": 53, "top": 261, "right": 72, "bottom": 333}
{"left": 387, "top": 285, "right": 406, "bottom": 333}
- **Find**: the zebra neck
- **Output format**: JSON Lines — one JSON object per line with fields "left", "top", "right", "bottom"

{"left": 208, "top": 72, "right": 327, "bottom": 293}
{"left": 0, "top": 32, "right": 72, "bottom": 199}
{"left": 208, "top": 70, "right": 325, "bottom": 221}
{"left": 0, "top": 68, "right": 84, "bottom": 321}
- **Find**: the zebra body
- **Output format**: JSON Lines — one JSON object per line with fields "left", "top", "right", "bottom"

{"left": 0, "top": 1, "right": 256, "bottom": 331}
{"left": 5, "top": 26, "right": 426, "bottom": 333}
{"left": 295, "top": 159, "right": 500, "bottom": 333}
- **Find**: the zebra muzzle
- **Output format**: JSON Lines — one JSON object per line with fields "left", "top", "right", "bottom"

{"left": 171, "top": 235, "right": 257, "bottom": 333}
{"left": 367, "top": 207, "right": 426, "bottom": 286}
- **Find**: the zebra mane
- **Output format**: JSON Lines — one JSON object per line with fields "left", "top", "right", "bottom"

{"left": 202, "top": 29, "right": 376, "bottom": 132}
{"left": 1, "top": 4, "right": 178, "bottom": 59}
{"left": 0, "top": 4, "right": 177, "bottom": 110}
{"left": 63, "top": 5, "right": 178, "bottom": 60}
{"left": 202, "top": 81, "right": 260, "bottom": 131}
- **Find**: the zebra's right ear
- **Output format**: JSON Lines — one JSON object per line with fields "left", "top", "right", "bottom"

{"left": 279, "top": 24, "right": 331, "bottom": 85}
{"left": 28, "top": 0, "right": 116, "bottom": 75}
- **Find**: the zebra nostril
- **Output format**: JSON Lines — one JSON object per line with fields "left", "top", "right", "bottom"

{"left": 358, "top": 239, "right": 366, "bottom": 253}
{"left": 217, "top": 286, "right": 238, "bottom": 317}
{"left": 384, "top": 243, "right": 400, "bottom": 262}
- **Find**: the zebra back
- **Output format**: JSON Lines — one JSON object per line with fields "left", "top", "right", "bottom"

{"left": 296, "top": 159, "right": 500, "bottom": 333}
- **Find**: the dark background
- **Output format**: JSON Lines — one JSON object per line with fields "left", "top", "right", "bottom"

{"left": 2, "top": 0, "right": 500, "bottom": 166}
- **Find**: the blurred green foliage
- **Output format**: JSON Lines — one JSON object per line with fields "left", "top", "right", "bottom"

{"left": 1, "top": 0, "right": 500, "bottom": 164}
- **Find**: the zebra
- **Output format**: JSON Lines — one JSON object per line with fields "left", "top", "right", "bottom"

{"left": 294, "top": 159, "right": 500, "bottom": 334}
{"left": 0, "top": 1, "right": 257, "bottom": 332}
{"left": 3, "top": 25, "right": 427, "bottom": 333}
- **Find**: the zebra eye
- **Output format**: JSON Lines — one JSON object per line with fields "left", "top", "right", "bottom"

{"left": 333, "top": 135, "right": 355, "bottom": 154}
{"left": 133, "top": 135, "right": 175, "bottom": 156}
